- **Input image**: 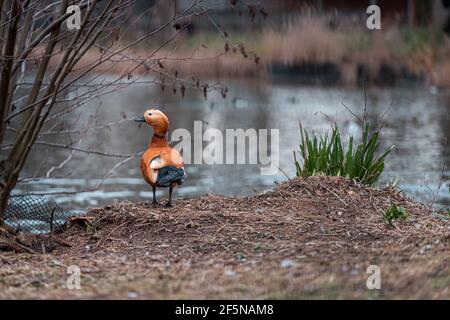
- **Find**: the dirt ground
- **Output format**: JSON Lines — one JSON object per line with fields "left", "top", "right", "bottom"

{"left": 0, "top": 176, "right": 449, "bottom": 299}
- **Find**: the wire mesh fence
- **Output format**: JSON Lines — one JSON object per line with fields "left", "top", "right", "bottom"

{"left": 4, "top": 195, "right": 83, "bottom": 234}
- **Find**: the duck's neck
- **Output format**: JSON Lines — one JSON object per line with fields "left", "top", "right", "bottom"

{"left": 150, "top": 133, "right": 168, "bottom": 147}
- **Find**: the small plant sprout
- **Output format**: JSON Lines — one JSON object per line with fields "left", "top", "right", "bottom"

{"left": 387, "top": 176, "right": 400, "bottom": 188}
{"left": 384, "top": 204, "right": 408, "bottom": 226}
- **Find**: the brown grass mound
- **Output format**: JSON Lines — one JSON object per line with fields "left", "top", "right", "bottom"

{"left": 0, "top": 176, "right": 448, "bottom": 299}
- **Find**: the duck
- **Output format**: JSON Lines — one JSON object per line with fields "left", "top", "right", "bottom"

{"left": 135, "top": 109, "right": 186, "bottom": 207}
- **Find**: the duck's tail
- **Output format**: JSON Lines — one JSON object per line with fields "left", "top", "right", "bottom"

{"left": 156, "top": 166, "right": 186, "bottom": 187}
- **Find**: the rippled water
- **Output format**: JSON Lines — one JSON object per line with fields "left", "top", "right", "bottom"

{"left": 15, "top": 78, "right": 450, "bottom": 211}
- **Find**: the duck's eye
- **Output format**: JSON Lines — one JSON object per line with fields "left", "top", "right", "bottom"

{"left": 148, "top": 112, "right": 152, "bottom": 116}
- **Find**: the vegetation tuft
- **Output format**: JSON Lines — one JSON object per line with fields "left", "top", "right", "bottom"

{"left": 384, "top": 204, "right": 408, "bottom": 226}
{"left": 294, "top": 123, "right": 394, "bottom": 186}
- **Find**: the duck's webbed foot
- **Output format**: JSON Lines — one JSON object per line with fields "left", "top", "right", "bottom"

{"left": 163, "top": 201, "right": 173, "bottom": 208}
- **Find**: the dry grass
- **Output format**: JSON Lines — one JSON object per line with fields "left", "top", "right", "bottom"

{"left": 262, "top": 18, "right": 450, "bottom": 86}
{"left": 47, "top": 16, "right": 450, "bottom": 86}
{"left": 0, "top": 176, "right": 448, "bottom": 299}
{"left": 262, "top": 18, "right": 353, "bottom": 64}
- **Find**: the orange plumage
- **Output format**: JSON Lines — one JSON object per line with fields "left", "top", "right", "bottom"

{"left": 135, "top": 109, "right": 185, "bottom": 207}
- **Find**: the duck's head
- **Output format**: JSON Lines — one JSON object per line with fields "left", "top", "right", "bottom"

{"left": 135, "top": 109, "right": 169, "bottom": 136}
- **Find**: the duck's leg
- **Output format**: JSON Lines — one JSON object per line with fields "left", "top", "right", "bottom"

{"left": 152, "top": 185, "right": 157, "bottom": 204}
{"left": 164, "top": 186, "right": 173, "bottom": 208}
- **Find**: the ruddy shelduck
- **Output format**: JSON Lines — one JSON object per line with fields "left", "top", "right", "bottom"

{"left": 135, "top": 109, "right": 186, "bottom": 207}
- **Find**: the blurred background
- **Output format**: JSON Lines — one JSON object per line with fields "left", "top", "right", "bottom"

{"left": 16, "top": 0, "right": 450, "bottom": 210}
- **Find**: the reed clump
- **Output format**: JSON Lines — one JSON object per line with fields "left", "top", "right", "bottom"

{"left": 294, "top": 123, "right": 394, "bottom": 186}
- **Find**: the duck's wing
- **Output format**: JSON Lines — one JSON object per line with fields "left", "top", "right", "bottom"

{"left": 156, "top": 166, "right": 186, "bottom": 187}
{"left": 167, "top": 148, "right": 184, "bottom": 167}
{"left": 149, "top": 155, "right": 167, "bottom": 169}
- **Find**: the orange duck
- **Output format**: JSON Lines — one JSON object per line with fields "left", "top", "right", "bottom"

{"left": 135, "top": 109, "right": 186, "bottom": 207}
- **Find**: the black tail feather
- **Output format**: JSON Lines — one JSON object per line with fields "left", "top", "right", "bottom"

{"left": 156, "top": 166, "right": 186, "bottom": 187}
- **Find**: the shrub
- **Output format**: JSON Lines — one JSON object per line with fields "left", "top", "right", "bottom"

{"left": 384, "top": 204, "right": 408, "bottom": 225}
{"left": 293, "top": 123, "right": 394, "bottom": 186}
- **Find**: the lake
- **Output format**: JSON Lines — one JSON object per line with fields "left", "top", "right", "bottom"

{"left": 15, "top": 78, "right": 450, "bottom": 211}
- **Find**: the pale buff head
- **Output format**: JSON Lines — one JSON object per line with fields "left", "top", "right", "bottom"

{"left": 135, "top": 109, "right": 169, "bottom": 136}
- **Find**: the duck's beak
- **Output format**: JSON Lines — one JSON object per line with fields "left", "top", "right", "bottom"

{"left": 134, "top": 116, "right": 146, "bottom": 123}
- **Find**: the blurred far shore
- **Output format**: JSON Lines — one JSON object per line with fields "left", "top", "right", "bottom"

{"left": 58, "top": 0, "right": 450, "bottom": 87}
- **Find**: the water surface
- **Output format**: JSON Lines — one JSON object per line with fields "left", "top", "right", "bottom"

{"left": 16, "top": 78, "right": 450, "bottom": 210}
